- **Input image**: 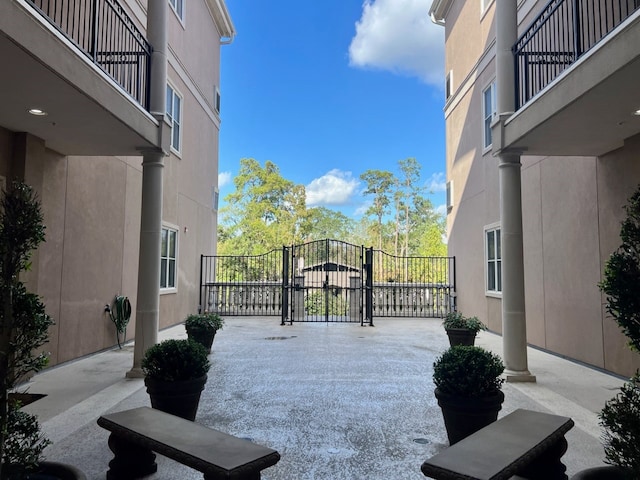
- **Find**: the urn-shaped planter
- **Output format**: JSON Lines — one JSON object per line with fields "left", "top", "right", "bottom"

{"left": 442, "top": 312, "right": 486, "bottom": 347}
{"left": 23, "top": 461, "right": 88, "bottom": 480}
{"left": 445, "top": 327, "right": 477, "bottom": 347}
{"left": 571, "top": 466, "right": 631, "bottom": 479}
{"left": 433, "top": 345, "right": 505, "bottom": 445}
{"left": 434, "top": 387, "right": 505, "bottom": 445}
{"left": 185, "top": 313, "right": 225, "bottom": 354}
{"left": 141, "top": 339, "right": 211, "bottom": 421}
{"left": 187, "top": 329, "right": 217, "bottom": 353}
{"left": 144, "top": 375, "right": 208, "bottom": 421}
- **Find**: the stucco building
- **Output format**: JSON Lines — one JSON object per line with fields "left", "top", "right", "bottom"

{"left": 0, "top": 0, "right": 234, "bottom": 368}
{"left": 430, "top": 0, "right": 640, "bottom": 377}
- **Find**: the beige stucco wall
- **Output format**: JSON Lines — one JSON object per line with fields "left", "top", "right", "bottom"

{"left": 443, "top": 0, "right": 640, "bottom": 377}
{"left": 0, "top": 0, "right": 225, "bottom": 367}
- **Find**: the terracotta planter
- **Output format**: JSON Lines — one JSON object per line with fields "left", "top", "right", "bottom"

{"left": 445, "top": 327, "right": 477, "bottom": 347}
{"left": 187, "top": 329, "right": 216, "bottom": 353}
{"left": 435, "top": 387, "right": 505, "bottom": 445}
{"left": 144, "top": 375, "right": 207, "bottom": 421}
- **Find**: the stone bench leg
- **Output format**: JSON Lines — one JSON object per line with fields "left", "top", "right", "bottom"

{"left": 516, "top": 436, "right": 569, "bottom": 480}
{"left": 106, "top": 433, "right": 157, "bottom": 480}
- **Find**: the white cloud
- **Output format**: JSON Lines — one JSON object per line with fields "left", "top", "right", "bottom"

{"left": 426, "top": 172, "right": 446, "bottom": 193}
{"left": 306, "top": 169, "right": 359, "bottom": 206}
{"left": 218, "top": 171, "right": 232, "bottom": 188}
{"left": 353, "top": 201, "right": 372, "bottom": 217}
{"left": 348, "top": 0, "right": 444, "bottom": 86}
{"left": 435, "top": 203, "right": 447, "bottom": 217}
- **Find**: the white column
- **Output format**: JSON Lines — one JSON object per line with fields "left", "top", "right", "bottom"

{"left": 495, "top": 0, "right": 535, "bottom": 382}
{"left": 127, "top": 152, "right": 164, "bottom": 377}
{"left": 499, "top": 155, "right": 534, "bottom": 381}
{"left": 127, "top": 0, "right": 167, "bottom": 377}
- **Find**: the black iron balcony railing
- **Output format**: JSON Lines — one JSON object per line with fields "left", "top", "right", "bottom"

{"left": 514, "top": 0, "right": 640, "bottom": 109}
{"left": 27, "top": 0, "right": 151, "bottom": 110}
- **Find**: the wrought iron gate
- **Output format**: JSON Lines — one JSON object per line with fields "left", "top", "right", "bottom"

{"left": 288, "top": 239, "right": 366, "bottom": 324}
{"left": 200, "top": 240, "right": 455, "bottom": 323}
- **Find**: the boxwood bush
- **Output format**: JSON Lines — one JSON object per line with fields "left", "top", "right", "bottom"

{"left": 142, "top": 339, "right": 210, "bottom": 382}
{"left": 433, "top": 345, "right": 504, "bottom": 397}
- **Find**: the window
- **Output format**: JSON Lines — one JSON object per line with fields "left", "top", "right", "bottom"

{"left": 446, "top": 181, "right": 453, "bottom": 213}
{"left": 166, "top": 84, "right": 182, "bottom": 153}
{"left": 481, "top": 0, "right": 495, "bottom": 14}
{"left": 485, "top": 226, "right": 502, "bottom": 294}
{"left": 169, "top": 0, "right": 184, "bottom": 21}
{"left": 214, "top": 86, "right": 221, "bottom": 115}
{"left": 445, "top": 71, "right": 453, "bottom": 100}
{"left": 483, "top": 81, "right": 496, "bottom": 149}
{"left": 161, "top": 226, "right": 178, "bottom": 290}
{"left": 212, "top": 187, "right": 219, "bottom": 211}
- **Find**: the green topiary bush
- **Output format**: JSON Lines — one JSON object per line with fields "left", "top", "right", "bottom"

{"left": 433, "top": 345, "right": 504, "bottom": 397}
{"left": 184, "top": 313, "right": 224, "bottom": 336}
{"left": 600, "top": 186, "right": 640, "bottom": 352}
{"left": 0, "top": 181, "right": 53, "bottom": 477}
{"left": 2, "top": 405, "right": 51, "bottom": 477}
{"left": 599, "top": 372, "right": 640, "bottom": 476}
{"left": 442, "top": 311, "right": 487, "bottom": 334}
{"left": 141, "top": 339, "right": 210, "bottom": 382}
{"left": 596, "top": 185, "right": 640, "bottom": 476}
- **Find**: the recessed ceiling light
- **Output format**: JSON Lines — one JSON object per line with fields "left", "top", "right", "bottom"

{"left": 634, "top": 109, "right": 640, "bottom": 116}
{"left": 28, "top": 108, "right": 47, "bottom": 116}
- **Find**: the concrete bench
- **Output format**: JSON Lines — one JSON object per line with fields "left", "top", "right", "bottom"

{"left": 97, "top": 407, "right": 280, "bottom": 480}
{"left": 421, "top": 409, "right": 574, "bottom": 480}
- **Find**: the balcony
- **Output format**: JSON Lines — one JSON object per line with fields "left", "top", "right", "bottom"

{"left": 500, "top": 0, "right": 640, "bottom": 156}
{"left": 0, "top": 0, "right": 159, "bottom": 156}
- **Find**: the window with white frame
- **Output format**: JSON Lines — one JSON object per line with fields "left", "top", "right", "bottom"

{"left": 212, "top": 187, "right": 219, "bottom": 211}
{"left": 161, "top": 226, "right": 178, "bottom": 290}
{"left": 481, "top": 0, "right": 495, "bottom": 14}
{"left": 485, "top": 226, "right": 502, "bottom": 294}
{"left": 169, "top": 0, "right": 184, "bottom": 21}
{"left": 214, "top": 86, "right": 221, "bottom": 115}
{"left": 166, "top": 84, "right": 182, "bottom": 153}
{"left": 483, "top": 81, "right": 496, "bottom": 149}
{"left": 445, "top": 71, "right": 453, "bottom": 100}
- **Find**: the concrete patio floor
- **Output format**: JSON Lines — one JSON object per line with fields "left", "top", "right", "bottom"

{"left": 23, "top": 317, "right": 626, "bottom": 479}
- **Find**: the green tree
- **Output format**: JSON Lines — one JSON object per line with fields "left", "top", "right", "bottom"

{"left": 218, "top": 158, "right": 447, "bottom": 262}
{"left": 303, "top": 207, "right": 354, "bottom": 241}
{"left": 398, "top": 158, "right": 422, "bottom": 255}
{"left": 0, "top": 182, "right": 53, "bottom": 477}
{"left": 219, "top": 158, "right": 306, "bottom": 254}
{"left": 360, "top": 170, "right": 394, "bottom": 250}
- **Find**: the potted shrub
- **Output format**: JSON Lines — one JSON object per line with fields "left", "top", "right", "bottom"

{"left": 0, "top": 182, "right": 85, "bottom": 479}
{"left": 433, "top": 345, "right": 505, "bottom": 445}
{"left": 573, "top": 186, "right": 640, "bottom": 479}
{"left": 442, "top": 311, "right": 487, "bottom": 346}
{"left": 595, "top": 373, "right": 640, "bottom": 478}
{"left": 184, "top": 313, "right": 224, "bottom": 353}
{"left": 142, "top": 339, "right": 210, "bottom": 421}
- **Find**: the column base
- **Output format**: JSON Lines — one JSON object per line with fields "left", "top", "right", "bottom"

{"left": 126, "top": 367, "right": 145, "bottom": 379}
{"left": 504, "top": 369, "right": 536, "bottom": 383}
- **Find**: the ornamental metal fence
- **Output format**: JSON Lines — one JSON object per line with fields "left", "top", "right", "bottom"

{"left": 200, "top": 240, "right": 456, "bottom": 324}
{"left": 27, "top": 0, "right": 151, "bottom": 109}
{"left": 514, "top": 0, "right": 640, "bottom": 109}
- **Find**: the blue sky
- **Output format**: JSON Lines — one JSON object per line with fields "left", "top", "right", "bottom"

{"left": 218, "top": 0, "right": 446, "bottom": 218}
